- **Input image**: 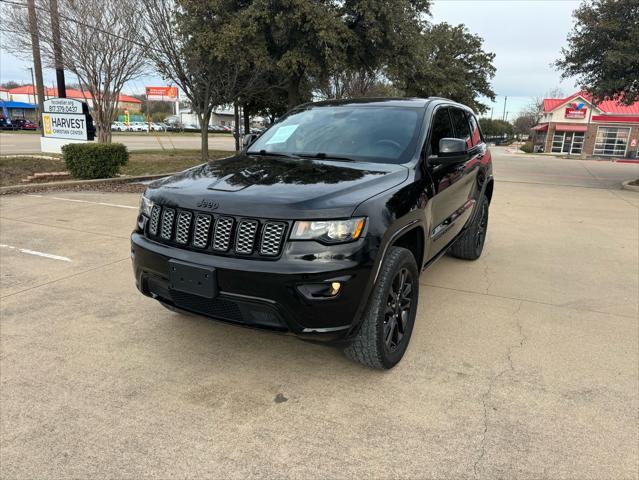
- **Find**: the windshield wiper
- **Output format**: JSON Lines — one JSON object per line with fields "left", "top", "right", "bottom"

{"left": 296, "top": 153, "right": 356, "bottom": 162}
{"left": 249, "top": 150, "right": 300, "bottom": 159}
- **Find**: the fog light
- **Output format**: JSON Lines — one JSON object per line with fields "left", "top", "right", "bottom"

{"left": 329, "top": 282, "right": 341, "bottom": 296}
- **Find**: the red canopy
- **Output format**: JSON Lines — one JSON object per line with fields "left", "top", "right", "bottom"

{"left": 532, "top": 124, "right": 548, "bottom": 132}
{"left": 555, "top": 125, "right": 588, "bottom": 132}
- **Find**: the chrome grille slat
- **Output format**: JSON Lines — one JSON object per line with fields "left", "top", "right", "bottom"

{"left": 235, "top": 219, "right": 258, "bottom": 254}
{"left": 149, "top": 205, "right": 161, "bottom": 236}
{"left": 212, "top": 217, "right": 234, "bottom": 251}
{"left": 260, "top": 222, "right": 286, "bottom": 256}
{"left": 192, "top": 214, "right": 212, "bottom": 248}
{"left": 160, "top": 208, "right": 176, "bottom": 240}
{"left": 175, "top": 211, "right": 192, "bottom": 244}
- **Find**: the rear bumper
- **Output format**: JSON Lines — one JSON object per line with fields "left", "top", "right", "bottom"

{"left": 131, "top": 233, "right": 378, "bottom": 341}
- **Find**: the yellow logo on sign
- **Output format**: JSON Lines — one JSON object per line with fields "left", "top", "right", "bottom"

{"left": 43, "top": 114, "right": 52, "bottom": 135}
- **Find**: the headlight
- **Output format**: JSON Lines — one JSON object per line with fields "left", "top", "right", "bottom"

{"left": 139, "top": 194, "right": 154, "bottom": 217}
{"left": 290, "top": 218, "right": 366, "bottom": 243}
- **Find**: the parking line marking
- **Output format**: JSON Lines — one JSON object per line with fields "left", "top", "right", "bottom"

{"left": 0, "top": 243, "right": 72, "bottom": 262}
{"left": 25, "top": 194, "right": 138, "bottom": 210}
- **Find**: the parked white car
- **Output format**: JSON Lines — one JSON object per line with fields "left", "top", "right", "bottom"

{"left": 129, "top": 122, "right": 149, "bottom": 132}
{"left": 111, "top": 121, "right": 128, "bottom": 132}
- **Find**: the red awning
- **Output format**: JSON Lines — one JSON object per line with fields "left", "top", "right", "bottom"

{"left": 555, "top": 124, "right": 588, "bottom": 132}
{"left": 532, "top": 124, "right": 548, "bottom": 131}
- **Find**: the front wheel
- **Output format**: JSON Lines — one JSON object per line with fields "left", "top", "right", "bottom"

{"left": 344, "top": 246, "right": 419, "bottom": 369}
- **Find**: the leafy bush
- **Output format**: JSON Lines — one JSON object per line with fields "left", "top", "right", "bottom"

{"left": 520, "top": 141, "right": 534, "bottom": 153}
{"left": 62, "top": 143, "right": 128, "bottom": 179}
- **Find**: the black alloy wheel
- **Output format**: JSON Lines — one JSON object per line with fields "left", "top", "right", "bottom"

{"left": 344, "top": 246, "right": 419, "bottom": 369}
{"left": 384, "top": 267, "right": 413, "bottom": 353}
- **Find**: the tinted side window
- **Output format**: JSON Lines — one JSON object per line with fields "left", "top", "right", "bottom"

{"left": 450, "top": 108, "right": 472, "bottom": 149}
{"left": 429, "top": 108, "right": 455, "bottom": 155}
{"left": 468, "top": 113, "right": 482, "bottom": 147}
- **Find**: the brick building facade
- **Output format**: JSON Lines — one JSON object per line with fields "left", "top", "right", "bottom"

{"left": 532, "top": 91, "right": 639, "bottom": 159}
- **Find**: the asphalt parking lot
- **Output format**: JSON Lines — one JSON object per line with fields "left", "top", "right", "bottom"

{"left": 1, "top": 150, "right": 638, "bottom": 478}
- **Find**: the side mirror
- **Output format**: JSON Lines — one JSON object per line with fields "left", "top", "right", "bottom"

{"left": 438, "top": 138, "right": 468, "bottom": 157}
{"left": 243, "top": 133, "right": 258, "bottom": 148}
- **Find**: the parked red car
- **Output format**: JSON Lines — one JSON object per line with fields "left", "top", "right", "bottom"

{"left": 12, "top": 118, "right": 38, "bottom": 130}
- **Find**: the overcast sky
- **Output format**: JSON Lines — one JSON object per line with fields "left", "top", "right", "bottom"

{"left": 0, "top": 0, "right": 582, "bottom": 117}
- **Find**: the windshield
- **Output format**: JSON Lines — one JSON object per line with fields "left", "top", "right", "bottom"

{"left": 248, "top": 105, "right": 423, "bottom": 164}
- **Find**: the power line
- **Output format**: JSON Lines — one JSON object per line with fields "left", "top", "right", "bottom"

{"left": 0, "top": 0, "right": 157, "bottom": 51}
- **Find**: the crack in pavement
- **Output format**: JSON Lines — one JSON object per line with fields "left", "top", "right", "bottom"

{"left": 473, "top": 300, "right": 526, "bottom": 478}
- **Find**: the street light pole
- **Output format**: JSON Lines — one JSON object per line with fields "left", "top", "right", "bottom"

{"left": 27, "top": 67, "right": 35, "bottom": 104}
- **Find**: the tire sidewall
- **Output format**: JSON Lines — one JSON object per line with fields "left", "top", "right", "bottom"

{"left": 473, "top": 196, "right": 489, "bottom": 257}
{"left": 374, "top": 248, "right": 420, "bottom": 368}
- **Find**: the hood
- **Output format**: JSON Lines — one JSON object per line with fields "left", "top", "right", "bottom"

{"left": 145, "top": 153, "right": 408, "bottom": 219}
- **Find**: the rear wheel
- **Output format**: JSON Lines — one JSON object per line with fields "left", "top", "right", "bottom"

{"left": 344, "top": 247, "right": 419, "bottom": 369}
{"left": 448, "top": 193, "right": 489, "bottom": 260}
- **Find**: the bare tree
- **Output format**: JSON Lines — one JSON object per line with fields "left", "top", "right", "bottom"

{"left": 3, "top": 0, "right": 148, "bottom": 143}
{"left": 142, "top": 0, "right": 223, "bottom": 160}
{"left": 318, "top": 69, "right": 399, "bottom": 100}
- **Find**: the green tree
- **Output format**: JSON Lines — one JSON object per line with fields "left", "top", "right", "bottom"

{"left": 479, "top": 118, "right": 513, "bottom": 137}
{"left": 243, "top": 0, "right": 349, "bottom": 109}
{"left": 556, "top": 0, "right": 639, "bottom": 104}
{"left": 389, "top": 23, "right": 496, "bottom": 113}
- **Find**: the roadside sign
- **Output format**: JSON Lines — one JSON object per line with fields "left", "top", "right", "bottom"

{"left": 42, "top": 112, "right": 91, "bottom": 140}
{"left": 145, "top": 86, "right": 178, "bottom": 101}
{"left": 41, "top": 97, "right": 94, "bottom": 142}
{"left": 43, "top": 98, "right": 87, "bottom": 114}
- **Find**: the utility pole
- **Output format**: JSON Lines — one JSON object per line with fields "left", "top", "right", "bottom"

{"left": 502, "top": 96, "right": 508, "bottom": 121}
{"left": 26, "top": 0, "right": 45, "bottom": 131}
{"left": 49, "top": 0, "right": 66, "bottom": 98}
{"left": 490, "top": 107, "right": 494, "bottom": 120}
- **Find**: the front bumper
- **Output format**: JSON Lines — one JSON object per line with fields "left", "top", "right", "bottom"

{"left": 131, "top": 232, "right": 378, "bottom": 341}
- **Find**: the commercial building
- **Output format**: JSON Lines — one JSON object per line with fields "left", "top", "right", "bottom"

{"left": 6, "top": 85, "right": 142, "bottom": 112}
{"left": 532, "top": 91, "right": 638, "bottom": 159}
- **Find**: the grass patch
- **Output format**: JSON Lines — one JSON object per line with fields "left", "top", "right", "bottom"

{"left": 122, "top": 149, "right": 232, "bottom": 176}
{"left": 0, "top": 156, "right": 65, "bottom": 186}
{"left": 0, "top": 149, "right": 233, "bottom": 187}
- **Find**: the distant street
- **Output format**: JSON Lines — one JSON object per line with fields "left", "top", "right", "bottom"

{"left": 0, "top": 132, "right": 235, "bottom": 154}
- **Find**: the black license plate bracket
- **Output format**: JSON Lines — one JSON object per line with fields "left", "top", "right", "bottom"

{"left": 169, "top": 260, "right": 217, "bottom": 298}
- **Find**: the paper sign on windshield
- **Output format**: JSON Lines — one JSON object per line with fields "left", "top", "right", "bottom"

{"left": 265, "top": 125, "right": 298, "bottom": 144}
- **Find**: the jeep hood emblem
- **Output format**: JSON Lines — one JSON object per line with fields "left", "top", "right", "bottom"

{"left": 197, "top": 199, "right": 219, "bottom": 210}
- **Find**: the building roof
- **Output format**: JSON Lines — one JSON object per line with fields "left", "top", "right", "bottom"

{"left": 543, "top": 91, "right": 639, "bottom": 115}
{"left": 7, "top": 85, "right": 142, "bottom": 104}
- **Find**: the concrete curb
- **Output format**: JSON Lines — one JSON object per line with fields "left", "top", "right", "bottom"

{"left": 621, "top": 180, "right": 639, "bottom": 192}
{"left": 0, "top": 173, "right": 172, "bottom": 195}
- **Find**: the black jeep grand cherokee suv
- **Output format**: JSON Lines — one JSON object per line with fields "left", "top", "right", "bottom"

{"left": 131, "top": 98, "right": 493, "bottom": 369}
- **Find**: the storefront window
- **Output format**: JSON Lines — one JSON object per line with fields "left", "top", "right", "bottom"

{"left": 593, "top": 126, "right": 630, "bottom": 157}
{"left": 551, "top": 131, "right": 584, "bottom": 154}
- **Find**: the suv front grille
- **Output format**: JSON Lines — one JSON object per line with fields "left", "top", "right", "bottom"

{"left": 161, "top": 208, "right": 176, "bottom": 240}
{"left": 260, "top": 222, "right": 286, "bottom": 256}
{"left": 212, "top": 217, "right": 234, "bottom": 252}
{"left": 146, "top": 205, "right": 288, "bottom": 259}
{"left": 235, "top": 219, "right": 258, "bottom": 254}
